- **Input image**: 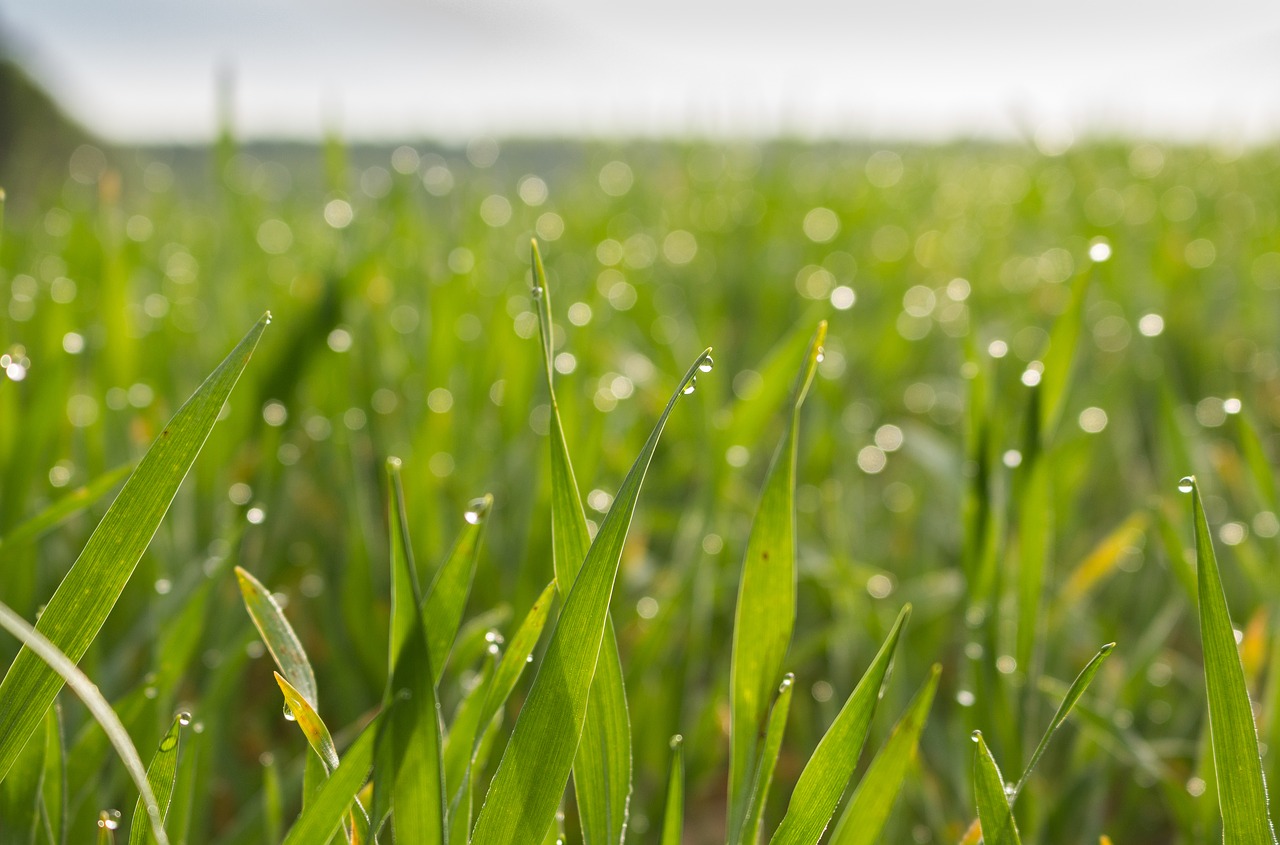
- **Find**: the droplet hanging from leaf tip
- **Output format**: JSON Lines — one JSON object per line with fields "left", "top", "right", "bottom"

{"left": 971, "top": 729, "right": 982, "bottom": 742}
{"left": 1178, "top": 476, "right": 1194, "bottom": 493}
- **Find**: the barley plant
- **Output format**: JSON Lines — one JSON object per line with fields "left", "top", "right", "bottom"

{"left": 0, "top": 137, "right": 1279, "bottom": 844}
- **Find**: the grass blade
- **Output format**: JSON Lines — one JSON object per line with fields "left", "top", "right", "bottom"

{"left": 42, "top": 706, "right": 66, "bottom": 845}
{"left": 477, "top": 580, "right": 558, "bottom": 733}
{"left": 733, "top": 673, "right": 795, "bottom": 845}
{"left": 972, "top": 730, "right": 1021, "bottom": 845}
{"left": 275, "top": 673, "right": 339, "bottom": 773}
{"left": 1186, "top": 476, "right": 1277, "bottom": 844}
{"left": 728, "top": 323, "right": 826, "bottom": 838}
{"left": 531, "top": 240, "right": 631, "bottom": 845}
{"left": 1036, "top": 271, "right": 1089, "bottom": 444}
{"left": 236, "top": 567, "right": 318, "bottom": 709}
{"left": 659, "top": 735, "right": 684, "bottom": 845}
{"left": 0, "top": 313, "right": 269, "bottom": 779}
{"left": 471, "top": 347, "right": 711, "bottom": 845}
{"left": 282, "top": 714, "right": 382, "bottom": 845}
{"left": 0, "top": 601, "right": 169, "bottom": 845}
{"left": 769, "top": 605, "right": 911, "bottom": 845}
{"left": 0, "top": 464, "right": 132, "bottom": 553}
{"left": 423, "top": 493, "right": 492, "bottom": 685}
{"left": 127, "top": 713, "right": 186, "bottom": 845}
{"left": 828, "top": 664, "right": 942, "bottom": 845}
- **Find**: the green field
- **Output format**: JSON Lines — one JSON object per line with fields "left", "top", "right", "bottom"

{"left": 1, "top": 132, "right": 1279, "bottom": 844}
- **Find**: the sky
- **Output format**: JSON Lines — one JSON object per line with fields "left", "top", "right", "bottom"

{"left": 4, "top": 0, "right": 1280, "bottom": 143}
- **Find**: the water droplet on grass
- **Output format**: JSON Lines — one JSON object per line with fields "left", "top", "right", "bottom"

{"left": 816, "top": 348, "right": 826, "bottom": 363}
{"left": 98, "top": 809, "right": 122, "bottom": 830}
{"left": 1178, "top": 476, "right": 1195, "bottom": 493}
{"left": 531, "top": 286, "right": 544, "bottom": 301}
{"left": 465, "top": 496, "right": 491, "bottom": 525}
{"left": 682, "top": 376, "right": 697, "bottom": 395}
{"left": 779, "top": 673, "right": 794, "bottom": 692}
{"left": 971, "top": 730, "right": 982, "bottom": 742}
{"left": 669, "top": 734, "right": 683, "bottom": 749}
{"left": 283, "top": 704, "right": 296, "bottom": 722}
{"left": 178, "top": 711, "right": 192, "bottom": 726}
{"left": 698, "top": 356, "right": 714, "bottom": 373}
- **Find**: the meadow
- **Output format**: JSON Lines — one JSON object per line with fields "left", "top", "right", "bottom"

{"left": 0, "top": 133, "right": 1279, "bottom": 844}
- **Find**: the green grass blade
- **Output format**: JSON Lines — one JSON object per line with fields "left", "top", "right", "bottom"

{"left": 1014, "top": 459, "right": 1052, "bottom": 681}
{"left": 0, "top": 601, "right": 169, "bottom": 845}
{"left": 1234, "top": 411, "right": 1280, "bottom": 513}
{"left": 0, "top": 313, "right": 269, "bottom": 780}
{"left": 0, "top": 464, "right": 132, "bottom": 552}
{"left": 42, "top": 706, "right": 65, "bottom": 845}
{"left": 423, "top": 493, "right": 492, "bottom": 685}
{"left": 0, "top": 692, "right": 45, "bottom": 844}
{"left": 1012, "top": 642, "right": 1115, "bottom": 799}
{"left": 235, "top": 567, "right": 318, "bottom": 709}
{"left": 532, "top": 240, "right": 631, "bottom": 845}
{"left": 127, "top": 713, "right": 186, "bottom": 845}
{"left": 1186, "top": 476, "right": 1277, "bottom": 844}
{"left": 477, "top": 581, "right": 557, "bottom": 733}
{"left": 275, "top": 672, "right": 339, "bottom": 773}
{"left": 728, "top": 323, "right": 826, "bottom": 835}
{"left": 443, "top": 650, "right": 497, "bottom": 845}
{"left": 376, "top": 459, "right": 446, "bottom": 845}
{"left": 972, "top": 731, "right": 1021, "bottom": 845}
{"left": 828, "top": 664, "right": 941, "bottom": 845}
{"left": 769, "top": 605, "right": 911, "bottom": 845}
{"left": 733, "top": 673, "right": 795, "bottom": 845}
{"left": 1036, "top": 271, "right": 1089, "bottom": 444}
{"left": 471, "top": 347, "right": 711, "bottom": 845}
{"left": 659, "top": 735, "right": 684, "bottom": 845}
{"left": 282, "top": 713, "right": 382, "bottom": 845}
{"left": 262, "top": 752, "right": 284, "bottom": 844}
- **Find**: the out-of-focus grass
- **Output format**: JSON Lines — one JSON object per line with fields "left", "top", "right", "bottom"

{"left": 1, "top": 135, "right": 1279, "bottom": 842}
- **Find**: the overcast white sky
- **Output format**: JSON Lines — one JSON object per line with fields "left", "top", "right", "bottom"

{"left": 4, "top": 0, "right": 1280, "bottom": 143}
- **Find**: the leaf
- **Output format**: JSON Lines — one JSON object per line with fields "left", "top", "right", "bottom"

{"left": 769, "top": 605, "right": 911, "bottom": 845}
{"left": 728, "top": 323, "right": 826, "bottom": 839}
{"left": 423, "top": 494, "right": 492, "bottom": 685}
{"left": 0, "top": 313, "right": 270, "bottom": 780}
{"left": 443, "top": 650, "right": 498, "bottom": 845}
{"left": 1015, "top": 457, "right": 1052, "bottom": 678}
{"left": 733, "top": 673, "right": 794, "bottom": 845}
{"left": 275, "top": 673, "right": 339, "bottom": 773}
{"left": 1187, "top": 476, "right": 1277, "bottom": 844}
{"left": 127, "top": 713, "right": 186, "bottom": 845}
{"left": 659, "top": 735, "right": 684, "bottom": 845}
{"left": 282, "top": 713, "right": 382, "bottom": 845}
{"left": 470, "top": 346, "right": 711, "bottom": 845}
{"left": 42, "top": 706, "right": 65, "bottom": 845}
{"left": 828, "top": 664, "right": 941, "bottom": 845}
{"left": 972, "top": 731, "right": 1021, "bottom": 845}
{"left": 0, "top": 464, "right": 132, "bottom": 552}
{"left": 0, "top": 601, "right": 169, "bottom": 845}
{"left": 236, "top": 567, "right": 319, "bottom": 709}
{"left": 1059, "top": 514, "right": 1148, "bottom": 604}
{"left": 531, "top": 240, "right": 631, "bottom": 845}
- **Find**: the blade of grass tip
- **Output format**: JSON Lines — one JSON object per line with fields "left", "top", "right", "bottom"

{"left": 423, "top": 493, "right": 493, "bottom": 684}
{"left": 769, "top": 605, "right": 911, "bottom": 845}
{"left": 828, "top": 664, "right": 942, "bottom": 845}
{"left": 532, "top": 239, "right": 631, "bottom": 845}
{"left": 529, "top": 239, "right": 629, "bottom": 845}
{"left": 373, "top": 458, "right": 446, "bottom": 845}
{"left": 0, "top": 601, "right": 169, "bottom": 845}
{"left": 282, "top": 713, "right": 383, "bottom": 845}
{"left": 0, "top": 313, "right": 269, "bottom": 780}
{"left": 1013, "top": 642, "right": 1115, "bottom": 801}
{"left": 1185, "top": 476, "right": 1278, "bottom": 844}
{"left": 275, "top": 673, "right": 340, "bottom": 773}
{"left": 733, "top": 674, "right": 795, "bottom": 845}
{"left": 659, "top": 735, "right": 684, "bottom": 845}
{"left": 728, "top": 323, "right": 826, "bottom": 838}
{"left": 972, "top": 731, "right": 1021, "bottom": 845}
{"left": 471, "top": 347, "right": 712, "bottom": 845}
{"left": 127, "top": 713, "right": 187, "bottom": 845}
{"left": 0, "top": 464, "right": 132, "bottom": 553}
{"left": 235, "top": 567, "right": 318, "bottom": 709}
{"left": 1036, "top": 270, "right": 1089, "bottom": 445}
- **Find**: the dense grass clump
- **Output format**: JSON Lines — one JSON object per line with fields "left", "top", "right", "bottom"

{"left": 1, "top": 137, "right": 1279, "bottom": 842}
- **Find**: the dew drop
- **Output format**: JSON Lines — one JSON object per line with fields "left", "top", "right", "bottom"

{"left": 971, "top": 729, "right": 982, "bottom": 743}
{"left": 264, "top": 311, "right": 273, "bottom": 325}
{"left": 177, "top": 711, "right": 192, "bottom": 726}
{"left": 816, "top": 347, "right": 826, "bottom": 363}
{"left": 669, "top": 734, "right": 684, "bottom": 749}
{"left": 1178, "top": 476, "right": 1195, "bottom": 494}
{"left": 682, "top": 376, "right": 697, "bottom": 395}
{"left": 464, "top": 496, "right": 492, "bottom": 525}
{"left": 282, "top": 703, "right": 296, "bottom": 722}
{"left": 530, "top": 286, "right": 544, "bottom": 301}
{"left": 778, "top": 672, "right": 794, "bottom": 692}
{"left": 98, "top": 809, "right": 122, "bottom": 830}
{"left": 698, "top": 356, "right": 714, "bottom": 373}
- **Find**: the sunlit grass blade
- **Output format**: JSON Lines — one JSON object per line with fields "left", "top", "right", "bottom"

{"left": 733, "top": 673, "right": 794, "bottom": 845}
{"left": 375, "top": 458, "right": 446, "bottom": 845}
{"left": 236, "top": 566, "right": 318, "bottom": 708}
{"left": 471, "top": 347, "right": 711, "bottom": 845}
{"left": 1186, "top": 476, "right": 1277, "bottom": 844}
{"left": 275, "top": 673, "right": 339, "bottom": 772}
{"left": 728, "top": 322, "right": 825, "bottom": 837}
{"left": 282, "top": 713, "right": 382, "bottom": 845}
{"left": 1036, "top": 271, "right": 1089, "bottom": 444}
{"left": 443, "top": 651, "right": 497, "bottom": 845}
{"left": 423, "top": 493, "right": 492, "bottom": 684}
{"left": 828, "top": 663, "right": 941, "bottom": 845}
{"left": 531, "top": 240, "right": 631, "bottom": 845}
{"left": 42, "top": 705, "right": 65, "bottom": 845}
{"left": 1059, "top": 514, "right": 1148, "bottom": 604}
{"left": 659, "top": 735, "right": 684, "bottom": 845}
{"left": 0, "top": 464, "right": 131, "bottom": 552}
{"left": 973, "top": 730, "right": 1021, "bottom": 845}
{"left": 477, "top": 580, "right": 557, "bottom": 733}
{"left": 0, "top": 601, "right": 169, "bottom": 845}
{"left": 769, "top": 604, "right": 911, "bottom": 845}
{"left": 127, "top": 713, "right": 186, "bottom": 845}
{"left": 1014, "top": 642, "right": 1115, "bottom": 799}
{"left": 0, "top": 313, "right": 269, "bottom": 780}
